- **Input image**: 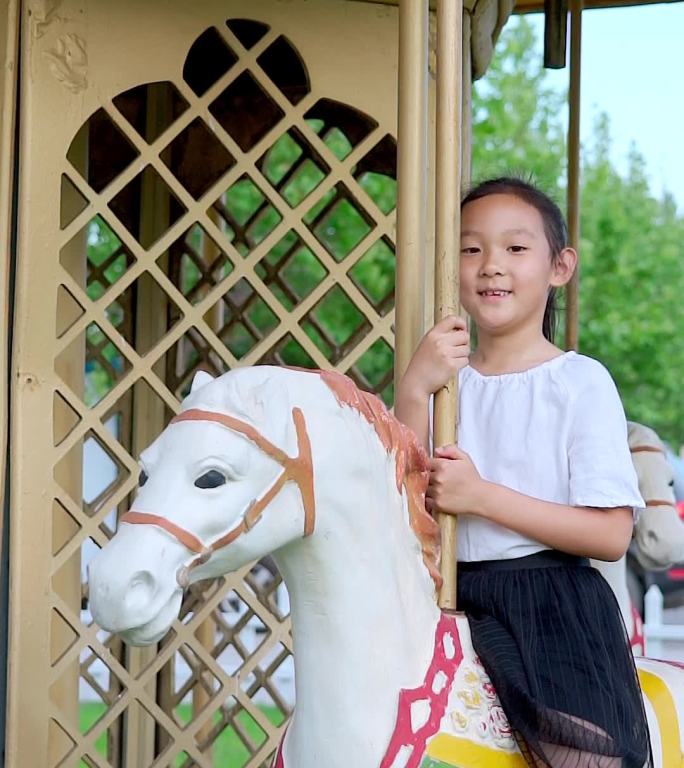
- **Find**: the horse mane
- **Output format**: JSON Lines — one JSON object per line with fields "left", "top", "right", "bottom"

{"left": 314, "top": 369, "right": 442, "bottom": 591}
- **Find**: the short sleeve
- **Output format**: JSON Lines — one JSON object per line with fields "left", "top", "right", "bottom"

{"left": 567, "top": 360, "right": 644, "bottom": 512}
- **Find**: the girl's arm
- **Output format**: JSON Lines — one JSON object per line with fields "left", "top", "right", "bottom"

{"left": 474, "top": 483, "right": 633, "bottom": 562}
{"left": 394, "top": 315, "right": 470, "bottom": 450}
{"left": 427, "top": 360, "right": 642, "bottom": 562}
{"left": 394, "top": 383, "right": 430, "bottom": 450}
{"left": 428, "top": 445, "right": 633, "bottom": 561}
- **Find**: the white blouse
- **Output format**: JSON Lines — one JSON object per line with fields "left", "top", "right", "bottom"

{"left": 445, "top": 351, "right": 644, "bottom": 562}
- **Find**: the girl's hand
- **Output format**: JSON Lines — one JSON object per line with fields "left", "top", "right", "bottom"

{"left": 426, "top": 444, "right": 487, "bottom": 516}
{"left": 400, "top": 315, "right": 470, "bottom": 398}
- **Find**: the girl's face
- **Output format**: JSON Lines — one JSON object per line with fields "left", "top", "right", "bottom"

{"left": 460, "top": 193, "right": 574, "bottom": 338}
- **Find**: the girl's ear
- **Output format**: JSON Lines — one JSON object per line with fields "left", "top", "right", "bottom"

{"left": 550, "top": 247, "right": 578, "bottom": 288}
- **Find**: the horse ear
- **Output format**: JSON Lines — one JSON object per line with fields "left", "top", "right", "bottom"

{"left": 225, "top": 371, "right": 292, "bottom": 446}
{"left": 190, "top": 370, "right": 215, "bottom": 394}
{"left": 244, "top": 375, "right": 290, "bottom": 426}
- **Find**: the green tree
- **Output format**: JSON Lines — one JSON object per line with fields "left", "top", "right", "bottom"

{"left": 471, "top": 16, "right": 567, "bottom": 197}
{"left": 579, "top": 119, "right": 684, "bottom": 443}
{"left": 471, "top": 16, "right": 684, "bottom": 447}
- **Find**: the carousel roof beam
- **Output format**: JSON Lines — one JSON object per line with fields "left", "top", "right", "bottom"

{"left": 354, "top": 0, "right": 480, "bottom": 10}
{"left": 516, "top": 0, "right": 679, "bottom": 13}
{"left": 355, "top": 0, "right": 676, "bottom": 11}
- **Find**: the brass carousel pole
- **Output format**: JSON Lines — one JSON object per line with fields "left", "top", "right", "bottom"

{"left": 394, "top": 0, "right": 429, "bottom": 384}
{"left": 434, "top": 0, "right": 463, "bottom": 610}
{"left": 565, "top": 0, "right": 582, "bottom": 351}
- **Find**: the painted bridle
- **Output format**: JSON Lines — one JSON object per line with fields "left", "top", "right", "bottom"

{"left": 630, "top": 443, "right": 675, "bottom": 509}
{"left": 120, "top": 406, "right": 315, "bottom": 587}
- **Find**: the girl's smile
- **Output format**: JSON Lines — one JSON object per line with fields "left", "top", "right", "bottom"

{"left": 477, "top": 288, "right": 513, "bottom": 301}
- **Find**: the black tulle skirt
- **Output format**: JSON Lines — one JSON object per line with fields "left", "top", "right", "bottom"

{"left": 457, "top": 550, "right": 652, "bottom": 767}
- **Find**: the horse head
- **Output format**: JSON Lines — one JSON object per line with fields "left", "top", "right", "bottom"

{"left": 629, "top": 421, "right": 684, "bottom": 570}
{"left": 88, "top": 367, "right": 320, "bottom": 645}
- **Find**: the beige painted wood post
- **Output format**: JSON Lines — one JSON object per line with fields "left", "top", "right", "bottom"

{"left": 192, "top": 216, "right": 224, "bottom": 759}
{"left": 51, "top": 137, "right": 87, "bottom": 768}
{"left": 394, "top": 0, "right": 429, "bottom": 383}
{"left": 0, "top": 0, "right": 19, "bottom": 561}
{"left": 434, "top": 0, "right": 463, "bottom": 611}
{"left": 124, "top": 86, "right": 173, "bottom": 767}
{"left": 565, "top": 0, "right": 582, "bottom": 351}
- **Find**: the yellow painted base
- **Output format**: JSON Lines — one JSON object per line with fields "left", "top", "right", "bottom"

{"left": 638, "top": 669, "right": 684, "bottom": 767}
{"left": 426, "top": 733, "right": 528, "bottom": 767}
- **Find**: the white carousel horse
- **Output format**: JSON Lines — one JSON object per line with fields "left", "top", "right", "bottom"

{"left": 592, "top": 421, "right": 684, "bottom": 654}
{"left": 630, "top": 421, "right": 684, "bottom": 570}
{"left": 88, "top": 367, "right": 684, "bottom": 768}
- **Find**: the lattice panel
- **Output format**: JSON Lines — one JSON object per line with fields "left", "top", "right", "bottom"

{"left": 49, "top": 13, "right": 397, "bottom": 768}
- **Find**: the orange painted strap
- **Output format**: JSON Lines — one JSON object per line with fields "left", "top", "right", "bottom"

{"left": 631, "top": 445, "right": 665, "bottom": 454}
{"left": 172, "top": 409, "right": 292, "bottom": 467}
{"left": 207, "top": 477, "right": 289, "bottom": 556}
{"left": 185, "top": 520, "right": 248, "bottom": 573}
{"left": 185, "top": 475, "right": 291, "bottom": 574}
{"left": 121, "top": 511, "right": 208, "bottom": 555}
{"left": 645, "top": 500, "right": 676, "bottom": 508}
{"left": 172, "top": 406, "right": 316, "bottom": 538}
{"left": 243, "top": 499, "right": 262, "bottom": 531}
{"left": 292, "top": 407, "right": 315, "bottom": 536}
{"left": 122, "top": 403, "right": 317, "bottom": 586}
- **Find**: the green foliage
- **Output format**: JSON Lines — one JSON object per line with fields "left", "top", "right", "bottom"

{"left": 79, "top": 702, "right": 285, "bottom": 767}
{"left": 471, "top": 17, "right": 567, "bottom": 197}
{"left": 86, "top": 117, "right": 397, "bottom": 404}
{"left": 579, "top": 128, "right": 684, "bottom": 443}
{"left": 472, "top": 17, "right": 684, "bottom": 447}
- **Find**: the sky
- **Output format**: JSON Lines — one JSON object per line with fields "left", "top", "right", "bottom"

{"left": 526, "top": 3, "right": 684, "bottom": 207}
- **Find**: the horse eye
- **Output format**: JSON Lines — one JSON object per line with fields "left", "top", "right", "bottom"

{"left": 138, "top": 470, "right": 148, "bottom": 487}
{"left": 195, "top": 470, "right": 227, "bottom": 489}
{"left": 669, "top": 479, "right": 675, "bottom": 487}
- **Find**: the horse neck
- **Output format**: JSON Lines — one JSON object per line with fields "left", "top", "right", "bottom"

{"left": 273, "top": 418, "right": 441, "bottom": 762}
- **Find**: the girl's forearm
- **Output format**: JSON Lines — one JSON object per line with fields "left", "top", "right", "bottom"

{"left": 394, "top": 379, "right": 430, "bottom": 451}
{"left": 472, "top": 482, "right": 633, "bottom": 561}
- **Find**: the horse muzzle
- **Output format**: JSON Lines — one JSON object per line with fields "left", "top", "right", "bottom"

{"left": 88, "top": 525, "right": 185, "bottom": 644}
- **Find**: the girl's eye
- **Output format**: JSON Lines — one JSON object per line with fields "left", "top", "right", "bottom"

{"left": 195, "top": 470, "right": 227, "bottom": 489}
{"left": 461, "top": 246, "right": 480, "bottom": 255}
{"left": 138, "top": 470, "right": 149, "bottom": 487}
{"left": 509, "top": 245, "right": 527, "bottom": 253}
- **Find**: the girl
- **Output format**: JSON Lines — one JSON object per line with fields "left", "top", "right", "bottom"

{"left": 395, "top": 178, "right": 652, "bottom": 768}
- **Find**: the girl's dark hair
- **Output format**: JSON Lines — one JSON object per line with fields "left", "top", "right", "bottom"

{"left": 461, "top": 177, "right": 568, "bottom": 342}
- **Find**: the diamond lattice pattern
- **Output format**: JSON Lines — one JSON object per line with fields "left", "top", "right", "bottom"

{"left": 53, "top": 16, "right": 397, "bottom": 767}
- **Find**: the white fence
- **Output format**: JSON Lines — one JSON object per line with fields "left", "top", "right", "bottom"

{"left": 644, "top": 585, "right": 684, "bottom": 662}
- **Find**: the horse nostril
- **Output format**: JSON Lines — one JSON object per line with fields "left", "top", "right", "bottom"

{"left": 125, "top": 571, "right": 156, "bottom": 613}
{"left": 647, "top": 530, "right": 659, "bottom": 543}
